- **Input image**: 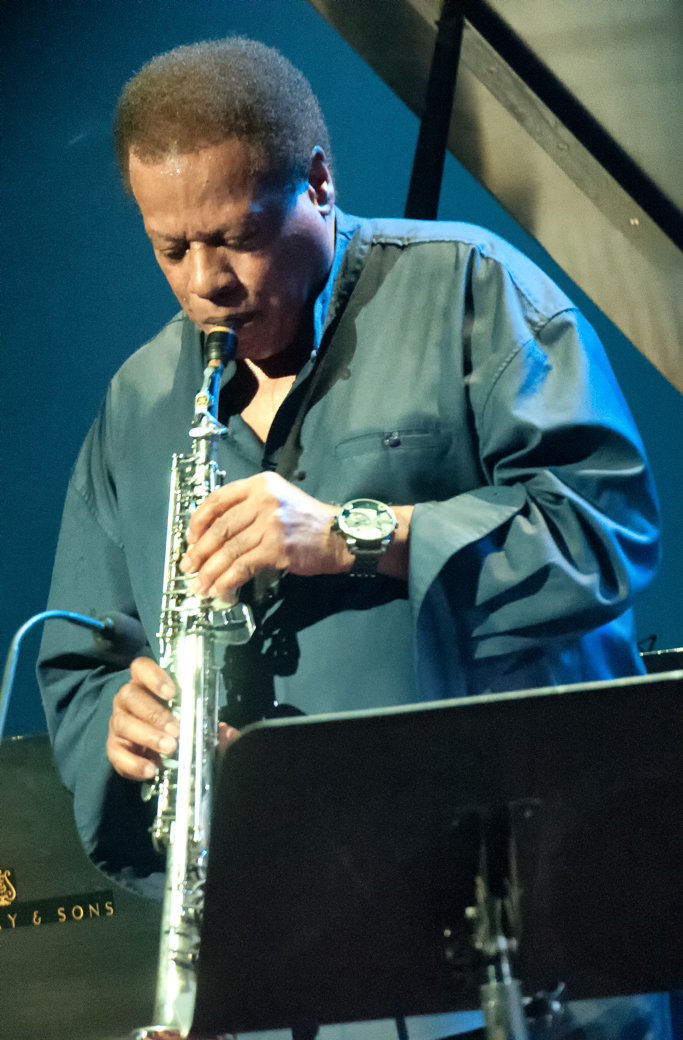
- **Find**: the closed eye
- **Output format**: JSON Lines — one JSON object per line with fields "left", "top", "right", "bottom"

{"left": 161, "top": 246, "right": 188, "bottom": 262}
{"left": 155, "top": 219, "right": 274, "bottom": 261}
{"left": 222, "top": 223, "right": 273, "bottom": 252}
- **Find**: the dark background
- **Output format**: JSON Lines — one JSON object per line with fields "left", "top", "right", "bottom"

{"left": 2, "top": 0, "right": 681, "bottom": 737}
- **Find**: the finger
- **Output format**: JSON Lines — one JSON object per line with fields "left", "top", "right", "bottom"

{"left": 130, "top": 656, "right": 176, "bottom": 702}
{"left": 191, "top": 525, "right": 265, "bottom": 596}
{"left": 206, "top": 544, "right": 272, "bottom": 598}
{"left": 107, "top": 735, "right": 160, "bottom": 781}
{"left": 218, "top": 722, "right": 241, "bottom": 753}
{"left": 186, "top": 479, "right": 254, "bottom": 546}
{"left": 117, "top": 679, "right": 179, "bottom": 736}
{"left": 110, "top": 693, "right": 179, "bottom": 757}
{"left": 181, "top": 495, "right": 260, "bottom": 575}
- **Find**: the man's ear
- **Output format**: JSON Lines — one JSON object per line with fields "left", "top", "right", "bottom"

{"left": 307, "top": 146, "right": 335, "bottom": 215}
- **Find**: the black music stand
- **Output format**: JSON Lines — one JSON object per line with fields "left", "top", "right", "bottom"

{"left": 191, "top": 670, "right": 683, "bottom": 1039}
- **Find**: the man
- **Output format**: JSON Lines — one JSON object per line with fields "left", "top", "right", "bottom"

{"left": 38, "top": 37, "right": 666, "bottom": 1040}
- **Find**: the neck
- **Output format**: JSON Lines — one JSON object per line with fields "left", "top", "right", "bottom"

{"left": 247, "top": 297, "right": 317, "bottom": 378}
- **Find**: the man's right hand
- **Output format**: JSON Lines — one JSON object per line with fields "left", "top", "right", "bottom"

{"left": 107, "top": 657, "right": 179, "bottom": 781}
{"left": 107, "top": 656, "right": 240, "bottom": 780}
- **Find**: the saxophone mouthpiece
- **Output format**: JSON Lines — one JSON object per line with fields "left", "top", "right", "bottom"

{"left": 205, "top": 326, "right": 237, "bottom": 367}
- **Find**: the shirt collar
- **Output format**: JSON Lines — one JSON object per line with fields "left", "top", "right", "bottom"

{"left": 311, "top": 208, "right": 361, "bottom": 359}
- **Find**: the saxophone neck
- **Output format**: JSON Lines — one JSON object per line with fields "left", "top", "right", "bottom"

{"left": 190, "top": 325, "right": 237, "bottom": 440}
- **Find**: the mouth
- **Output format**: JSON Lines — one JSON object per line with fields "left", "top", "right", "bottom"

{"left": 203, "top": 312, "right": 257, "bottom": 333}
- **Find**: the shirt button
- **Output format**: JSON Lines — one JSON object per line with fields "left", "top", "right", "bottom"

{"left": 384, "top": 432, "right": 401, "bottom": 447}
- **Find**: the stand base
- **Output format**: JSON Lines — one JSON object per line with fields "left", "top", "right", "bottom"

{"left": 130, "top": 1029, "right": 235, "bottom": 1040}
{"left": 481, "top": 980, "right": 529, "bottom": 1040}
{"left": 131, "top": 1030, "right": 183, "bottom": 1040}
{"left": 131, "top": 1030, "right": 186, "bottom": 1040}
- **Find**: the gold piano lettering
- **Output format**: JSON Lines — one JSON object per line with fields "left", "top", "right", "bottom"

{"left": 0, "top": 890, "right": 114, "bottom": 931}
{"left": 0, "top": 869, "right": 17, "bottom": 907}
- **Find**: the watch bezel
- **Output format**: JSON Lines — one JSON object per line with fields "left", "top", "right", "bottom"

{"left": 335, "top": 498, "right": 398, "bottom": 545}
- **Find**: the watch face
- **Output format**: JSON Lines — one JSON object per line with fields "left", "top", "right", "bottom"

{"left": 338, "top": 499, "right": 397, "bottom": 542}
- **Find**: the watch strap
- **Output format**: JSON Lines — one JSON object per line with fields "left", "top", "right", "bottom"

{"left": 349, "top": 544, "right": 387, "bottom": 577}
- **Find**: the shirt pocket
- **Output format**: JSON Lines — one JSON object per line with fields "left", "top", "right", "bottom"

{"left": 333, "top": 426, "right": 459, "bottom": 502}
{"left": 335, "top": 427, "right": 454, "bottom": 458}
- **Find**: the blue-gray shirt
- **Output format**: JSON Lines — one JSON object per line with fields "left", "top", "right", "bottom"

{"left": 38, "top": 211, "right": 660, "bottom": 880}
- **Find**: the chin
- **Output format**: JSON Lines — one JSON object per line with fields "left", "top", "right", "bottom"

{"left": 236, "top": 327, "right": 287, "bottom": 362}
{"left": 239, "top": 342, "right": 283, "bottom": 363}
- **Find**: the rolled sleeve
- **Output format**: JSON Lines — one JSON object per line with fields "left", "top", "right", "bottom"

{"left": 409, "top": 286, "right": 659, "bottom": 697}
{"left": 37, "top": 421, "right": 162, "bottom": 883}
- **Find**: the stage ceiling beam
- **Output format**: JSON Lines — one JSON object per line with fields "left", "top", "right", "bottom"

{"left": 307, "top": 0, "right": 683, "bottom": 394}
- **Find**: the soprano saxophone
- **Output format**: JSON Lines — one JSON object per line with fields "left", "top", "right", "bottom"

{"left": 134, "top": 326, "right": 255, "bottom": 1040}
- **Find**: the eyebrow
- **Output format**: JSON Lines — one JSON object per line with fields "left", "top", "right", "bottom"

{"left": 148, "top": 215, "right": 264, "bottom": 245}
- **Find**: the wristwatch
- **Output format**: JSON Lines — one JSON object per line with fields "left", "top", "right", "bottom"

{"left": 331, "top": 498, "right": 398, "bottom": 576}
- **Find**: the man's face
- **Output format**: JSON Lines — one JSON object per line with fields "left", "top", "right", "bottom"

{"left": 128, "top": 138, "right": 335, "bottom": 361}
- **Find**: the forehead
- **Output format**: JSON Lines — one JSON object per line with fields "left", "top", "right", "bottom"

{"left": 128, "top": 138, "right": 289, "bottom": 237}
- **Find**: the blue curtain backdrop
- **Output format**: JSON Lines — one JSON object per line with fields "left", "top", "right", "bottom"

{"left": 1, "top": 0, "right": 681, "bottom": 736}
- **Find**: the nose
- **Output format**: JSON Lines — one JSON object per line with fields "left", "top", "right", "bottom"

{"left": 186, "top": 242, "right": 239, "bottom": 301}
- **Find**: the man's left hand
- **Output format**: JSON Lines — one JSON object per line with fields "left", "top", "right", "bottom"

{"left": 180, "top": 472, "right": 349, "bottom": 598}
{"left": 180, "top": 472, "right": 413, "bottom": 596}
